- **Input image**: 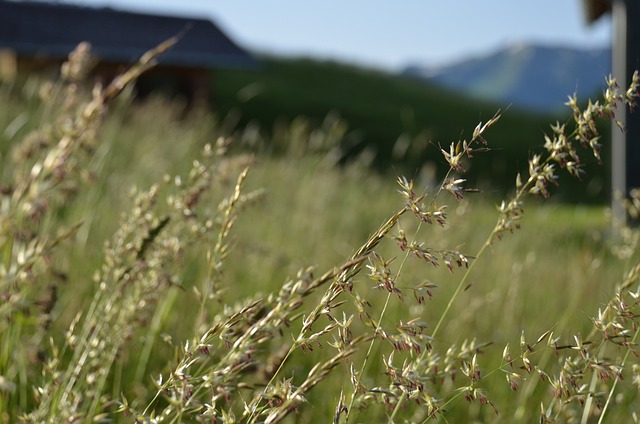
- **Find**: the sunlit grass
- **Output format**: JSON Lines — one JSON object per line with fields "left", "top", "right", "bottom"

{"left": 1, "top": 43, "right": 639, "bottom": 423}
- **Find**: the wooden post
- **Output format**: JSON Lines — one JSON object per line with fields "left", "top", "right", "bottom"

{"left": 612, "top": 0, "right": 640, "bottom": 224}
{"left": 0, "top": 49, "right": 17, "bottom": 82}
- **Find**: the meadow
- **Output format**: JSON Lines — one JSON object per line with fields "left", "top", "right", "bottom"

{"left": 1, "top": 41, "right": 640, "bottom": 423}
{"left": 213, "top": 55, "right": 612, "bottom": 203}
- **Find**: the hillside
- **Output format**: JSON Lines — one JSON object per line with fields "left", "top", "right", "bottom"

{"left": 212, "top": 56, "right": 609, "bottom": 202}
{"left": 404, "top": 44, "right": 611, "bottom": 113}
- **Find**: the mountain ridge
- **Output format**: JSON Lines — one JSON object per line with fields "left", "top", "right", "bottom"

{"left": 403, "top": 43, "right": 611, "bottom": 112}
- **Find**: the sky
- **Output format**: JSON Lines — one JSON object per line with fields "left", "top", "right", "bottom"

{"left": 60, "top": 0, "right": 612, "bottom": 72}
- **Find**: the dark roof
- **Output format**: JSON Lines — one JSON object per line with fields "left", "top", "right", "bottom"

{"left": 0, "top": 0, "right": 257, "bottom": 69}
{"left": 582, "top": 0, "right": 612, "bottom": 23}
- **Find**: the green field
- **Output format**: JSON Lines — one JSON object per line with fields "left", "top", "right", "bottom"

{"left": 1, "top": 48, "right": 639, "bottom": 423}
{"left": 213, "top": 56, "right": 611, "bottom": 203}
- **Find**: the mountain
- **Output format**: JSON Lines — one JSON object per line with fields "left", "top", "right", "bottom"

{"left": 403, "top": 43, "right": 611, "bottom": 113}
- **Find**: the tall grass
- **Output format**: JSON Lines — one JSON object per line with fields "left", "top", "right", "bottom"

{"left": 1, "top": 41, "right": 640, "bottom": 423}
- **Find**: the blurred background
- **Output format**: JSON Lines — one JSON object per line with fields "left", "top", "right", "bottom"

{"left": 61, "top": 0, "right": 612, "bottom": 109}
{"left": 0, "top": 0, "right": 618, "bottom": 201}
{"left": 62, "top": 0, "right": 611, "bottom": 72}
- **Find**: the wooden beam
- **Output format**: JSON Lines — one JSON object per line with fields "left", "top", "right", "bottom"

{"left": 583, "top": 0, "right": 612, "bottom": 22}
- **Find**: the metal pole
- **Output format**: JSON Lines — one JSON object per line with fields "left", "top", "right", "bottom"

{"left": 612, "top": 0, "right": 640, "bottom": 224}
{"left": 611, "top": 0, "right": 627, "bottom": 222}
{"left": 625, "top": 0, "right": 640, "bottom": 217}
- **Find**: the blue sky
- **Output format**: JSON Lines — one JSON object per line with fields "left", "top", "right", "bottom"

{"left": 63, "top": 0, "right": 611, "bottom": 71}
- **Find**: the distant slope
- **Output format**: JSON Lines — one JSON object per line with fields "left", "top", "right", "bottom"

{"left": 404, "top": 44, "right": 611, "bottom": 113}
{"left": 213, "top": 55, "right": 609, "bottom": 202}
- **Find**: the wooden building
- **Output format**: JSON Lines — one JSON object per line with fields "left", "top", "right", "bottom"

{"left": 0, "top": 0, "right": 257, "bottom": 104}
{"left": 583, "top": 0, "right": 640, "bottom": 223}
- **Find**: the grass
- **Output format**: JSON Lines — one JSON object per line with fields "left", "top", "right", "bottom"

{"left": 213, "top": 55, "right": 611, "bottom": 203}
{"left": 1, "top": 41, "right": 640, "bottom": 423}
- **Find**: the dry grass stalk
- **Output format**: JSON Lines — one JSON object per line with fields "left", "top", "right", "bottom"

{"left": 1, "top": 35, "right": 639, "bottom": 424}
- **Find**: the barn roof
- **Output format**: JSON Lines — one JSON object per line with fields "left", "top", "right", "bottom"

{"left": 582, "top": 0, "right": 612, "bottom": 23}
{"left": 0, "top": 0, "right": 257, "bottom": 69}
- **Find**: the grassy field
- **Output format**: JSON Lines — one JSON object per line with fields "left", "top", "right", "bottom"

{"left": 1, "top": 45, "right": 640, "bottom": 423}
{"left": 213, "top": 56, "right": 612, "bottom": 203}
